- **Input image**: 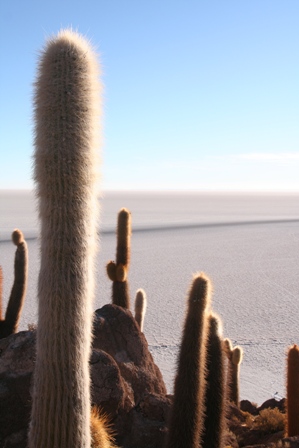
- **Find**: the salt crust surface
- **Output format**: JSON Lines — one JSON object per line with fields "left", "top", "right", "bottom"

{"left": 1, "top": 190, "right": 299, "bottom": 404}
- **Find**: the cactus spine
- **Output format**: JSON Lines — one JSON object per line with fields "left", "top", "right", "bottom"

{"left": 286, "top": 344, "right": 299, "bottom": 437}
{"left": 202, "top": 313, "right": 225, "bottom": 448}
{"left": 166, "top": 273, "right": 211, "bottom": 448}
{"left": 0, "top": 229, "right": 28, "bottom": 339}
{"left": 28, "top": 30, "right": 101, "bottom": 448}
{"left": 134, "top": 288, "right": 147, "bottom": 331}
{"left": 106, "top": 208, "right": 131, "bottom": 308}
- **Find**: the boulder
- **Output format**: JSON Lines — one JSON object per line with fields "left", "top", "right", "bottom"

{"left": 120, "top": 393, "right": 172, "bottom": 448}
{"left": 241, "top": 399, "right": 259, "bottom": 416}
{"left": 0, "top": 305, "right": 169, "bottom": 448}
{"left": 0, "top": 330, "right": 35, "bottom": 448}
{"left": 258, "top": 398, "right": 286, "bottom": 414}
{"left": 93, "top": 304, "right": 167, "bottom": 404}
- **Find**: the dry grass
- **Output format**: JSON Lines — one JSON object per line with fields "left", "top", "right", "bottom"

{"left": 243, "top": 407, "right": 285, "bottom": 433}
{"left": 254, "top": 408, "right": 285, "bottom": 433}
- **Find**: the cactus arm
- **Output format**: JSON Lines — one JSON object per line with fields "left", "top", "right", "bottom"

{"left": 116, "top": 208, "right": 131, "bottom": 267}
{"left": 4, "top": 229, "right": 28, "bottom": 336}
{"left": 223, "top": 338, "right": 233, "bottom": 360}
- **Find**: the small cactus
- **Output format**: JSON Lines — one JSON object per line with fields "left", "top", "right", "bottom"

{"left": 106, "top": 208, "right": 131, "bottom": 308}
{"left": 286, "top": 344, "right": 299, "bottom": 437}
{"left": 230, "top": 346, "right": 243, "bottom": 406}
{"left": 90, "top": 407, "right": 116, "bottom": 448}
{"left": 202, "top": 312, "right": 226, "bottom": 448}
{"left": 223, "top": 338, "right": 243, "bottom": 407}
{"left": 0, "top": 229, "right": 28, "bottom": 339}
{"left": 166, "top": 273, "right": 211, "bottom": 448}
{"left": 134, "top": 288, "right": 147, "bottom": 332}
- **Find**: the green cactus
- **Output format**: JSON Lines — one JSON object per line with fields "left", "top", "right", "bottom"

{"left": 286, "top": 344, "right": 299, "bottom": 437}
{"left": 0, "top": 229, "right": 28, "bottom": 339}
{"left": 166, "top": 273, "right": 211, "bottom": 448}
{"left": 134, "top": 288, "right": 147, "bottom": 332}
{"left": 202, "top": 312, "right": 225, "bottom": 448}
{"left": 106, "top": 208, "right": 131, "bottom": 309}
{"left": 28, "top": 29, "right": 101, "bottom": 448}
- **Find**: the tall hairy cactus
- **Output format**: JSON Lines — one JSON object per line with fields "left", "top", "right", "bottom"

{"left": 286, "top": 344, "right": 299, "bottom": 437}
{"left": 0, "top": 229, "right": 28, "bottom": 339}
{"left": 166, "top": 273, "right": 211, "bottom": 448}
{"left": 106, "top": 208, "right": 131, "bottom": 308}
{"left": 28, "top": 30, "right": 101, "bottom": 448}
{"left": 202, "top": 313, "right": 225, "bottom": 448}
{"left": 134, "top": 288, "right": 147, "bottom": 332}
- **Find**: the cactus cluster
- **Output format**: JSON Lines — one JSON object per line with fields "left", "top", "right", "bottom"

{"left": 166, "top": 274, "right": 236, "bottom": 448}
{"left": 5, "top": 25, "right": 299, "bottom": 448}
{"left": 0, "top": 229, "right": 28, "bottom": 339}
{"left": 166, "top": 273, "right": 211, "bottom": 448}
{"left": 202, "top": 313, "right": 226, "bottom": 448}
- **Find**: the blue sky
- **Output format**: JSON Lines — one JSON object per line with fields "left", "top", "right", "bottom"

{"left": 1, "top": 1, "right": 298, "bottom": 191}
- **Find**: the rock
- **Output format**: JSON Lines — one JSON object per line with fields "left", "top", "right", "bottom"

{"left": 0, "top": 330, "right": 36, "bottom": 448}
{"left": 237, "top": 429, "right": 283, "bottom": 447}
{"left": 227, "top": 402, "right": 247, "bottom": 425}
{"left": 138, "top": 392, "right": 172, "bottom": 422}
{"left": 90, "top": 348, "right": 133, "bottom": 418}
{"left": 0, "top": 305, "right": 169, "bottom": 448}
{"left": 119, "top": 393, "right": 172, "bottom": 448}
{"left": 241, "top": 399, "right": 259, "bottom": 415}
{"left": 258, "top": 397, "right": 286, "bottom": 413}
{"left": 93, "top": 304, "right": 167, "bottom": 405}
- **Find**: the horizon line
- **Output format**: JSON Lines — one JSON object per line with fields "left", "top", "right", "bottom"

{"left": 1, "top": 188, "right": 299, "bottom": 195}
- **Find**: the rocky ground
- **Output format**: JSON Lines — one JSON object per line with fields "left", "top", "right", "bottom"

{"left": 0, "top": 304, "right": 298, "bottom": 448}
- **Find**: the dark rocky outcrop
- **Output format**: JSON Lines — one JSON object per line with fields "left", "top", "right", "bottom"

{"left": 0, "top": 305, "right": 169, "bottom": 448}
{"left": 1, "top": 304, "right": 297, "bottom": 448}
